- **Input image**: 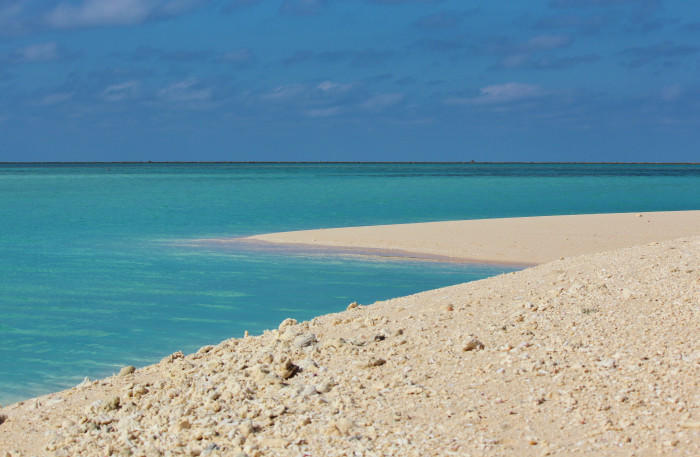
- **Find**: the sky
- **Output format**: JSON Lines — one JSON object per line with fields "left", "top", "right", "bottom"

{"left": 0, "top": 0, "right": 699, "bottom": 162}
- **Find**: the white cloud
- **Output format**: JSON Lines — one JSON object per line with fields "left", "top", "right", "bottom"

{"left": 305, "top": 106, "right": 342, "bottom": 117}
{"left": 360, "top": 93, "right": 404, "bottom": 110}
{"left": 317, "top": 80, "right": 353, "bottom": 93}
{"left": 446, "top": 83, "right": 544, "bottom": 105}
{"left": 500, "top": 53, "right": 529, "bottom": 69}
{"left": 102, "top": 80, "right": 140, "bottom": 101}
{"left": 19, "top": 42, "right": 58, "bottom": 62}
{"left": 280, "top": 0, "right": 327, "bottom": 15}
{"left": 158, "top": 79, "right": 211, "bottom": 102}
{"left": 0, "top": 0, "right": 28, "bottom": 34}
{"left": 38, "top": 92, "right": 73, "bottom": 105}
{"left": 47, "top": 0, "right": 152, "bottom": 27}
{"left": 222, "top": 48, "right": 254, "bottom": 65}
{"left": 46, "top": 0, "right": 202, "bottom": 28}
{"left": 158, "top": 0, "right": 203, "bottom": 15}
{"left": 0, "top": 1, "right": 24, "bottom": 19}
{"left": 261, "top": 84, "right": 305, "bottom": 101}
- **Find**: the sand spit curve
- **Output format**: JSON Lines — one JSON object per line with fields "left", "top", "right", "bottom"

{"left": 248, "top": 211, "right": 700, "bottom": 264}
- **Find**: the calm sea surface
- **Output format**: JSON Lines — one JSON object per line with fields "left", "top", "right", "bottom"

{"left": 1, "top": 163, "right": 698, "bottom": 404}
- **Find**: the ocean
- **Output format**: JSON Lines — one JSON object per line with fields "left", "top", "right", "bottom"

{"left": 1, "top": 163, "right": 698, "bottom": 404}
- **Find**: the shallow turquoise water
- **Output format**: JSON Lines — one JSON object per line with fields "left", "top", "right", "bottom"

{"left": 1, "top": 163, "right": 698, "bottom": 404}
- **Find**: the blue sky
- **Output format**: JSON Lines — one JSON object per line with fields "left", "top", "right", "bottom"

{"left": 1, "top": 0, "right": 699, "bottom": 161}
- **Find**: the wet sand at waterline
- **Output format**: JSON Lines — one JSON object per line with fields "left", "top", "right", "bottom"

{"left": 1, "top": 213, "right": 699, "bottom": 456}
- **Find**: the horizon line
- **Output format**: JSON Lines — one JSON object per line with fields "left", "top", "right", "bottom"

{"left": 1, "top": 161, "right": 699, "bottom": 165}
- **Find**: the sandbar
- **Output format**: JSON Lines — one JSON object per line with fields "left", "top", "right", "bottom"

{"left": 248, "top": 210, "right": 700, "bottom": 264}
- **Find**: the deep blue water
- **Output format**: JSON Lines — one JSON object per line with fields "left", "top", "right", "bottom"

{"left": 1, "top": 163, "right": 698, "bottom": 404}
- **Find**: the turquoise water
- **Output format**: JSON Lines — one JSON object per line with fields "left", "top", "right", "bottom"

{"left": 1, "top": 163, "right": 698, "bottom": 404}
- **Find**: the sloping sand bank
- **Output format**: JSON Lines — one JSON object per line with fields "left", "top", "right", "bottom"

{"left": 1, "top": 236, "right": 699, "bottom": 456}
{"left": 249, "top": 211, "right": 700, "bottom": 264}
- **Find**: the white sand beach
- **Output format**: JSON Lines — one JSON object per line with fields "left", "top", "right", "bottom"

{"left": 1, "top": 211, "right": 699, "bottom": 456}
{"left": 249, "top": 211, "right": 700, "bottom": 264}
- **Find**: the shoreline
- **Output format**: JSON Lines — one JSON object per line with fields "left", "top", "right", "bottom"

{"left": 245, "top": 210, "right": 700, "bottom": 265}
{"left": 1, "top": 213, "right": 699, "bottom": 455}
{"left": 188, "top": 237, "right": 536, "bottom": 268}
